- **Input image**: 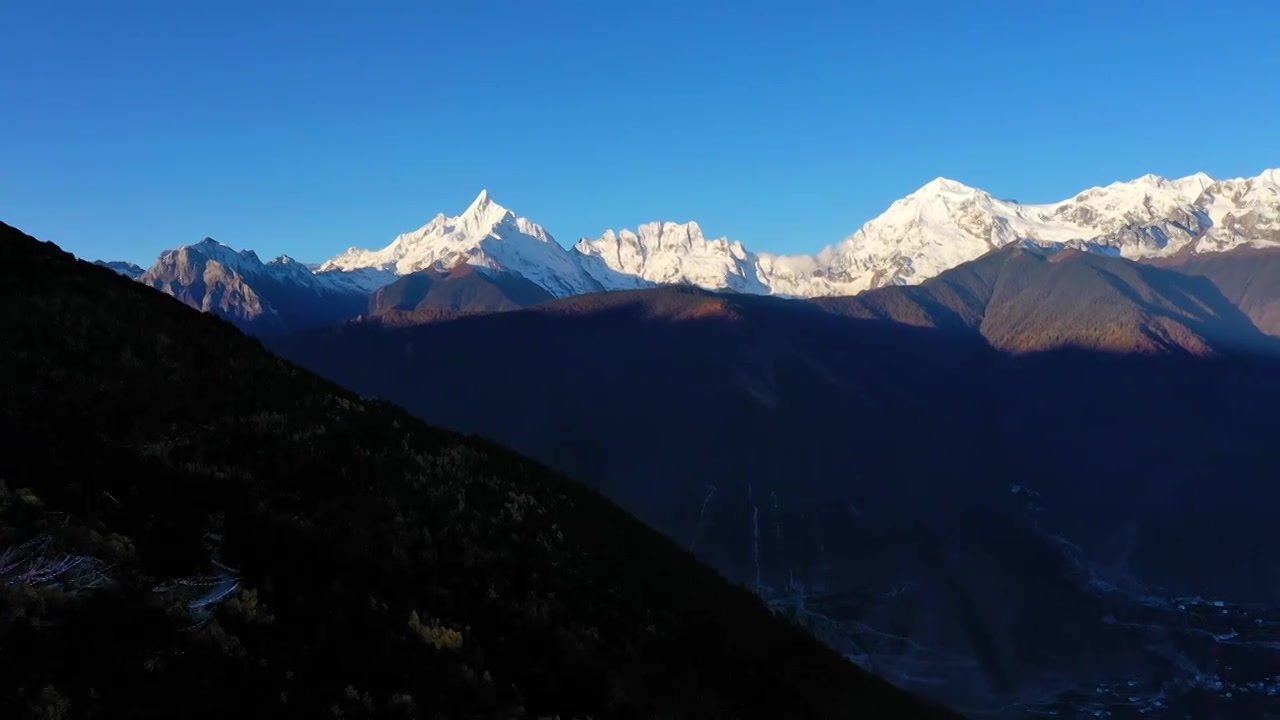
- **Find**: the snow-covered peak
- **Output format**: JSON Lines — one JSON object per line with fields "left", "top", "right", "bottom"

{"left": 799, "top": 168, "right": 1280, "bottom": 294}
{"left": 1188, "top": 168, "right": 1280, "bottom": 253}
{"left": 573, "top": 220, "right": 769, "bottom": 294}
{"left": 265, "top": 254, "right": 324, "bottom": 284}
{"left": 1131, "top": 173, "right": 1167, "bottom": 187}
{"left": 453, "top": 188, "right": 525, "bottom": 239}
{"left": 892, "top": 177, "right": 1005, "bottom": 218}
{"left": 465, "top": 188, "right": 496, "bottom": 215}
{"left": 561, "top": 168, "right": 1280, "bottom": 299}
{"left": 113, "top": 167, "right": 1280, "bottom": 309}
{"left": 1170, "top": 172, "right": 1215, "bottom": 198}
{"left": 590, "top": 221, "right": 728, "bottom": 252}
{"left": 912, "top": 177, "right": 981, "bottom": 197}
{"left": 317, "top": 191, "right": 600, "bottom": 297}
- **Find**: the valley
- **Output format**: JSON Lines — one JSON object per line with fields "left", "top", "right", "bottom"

{"left": 12, "top": 4, "right": 1278, "bottom": 716}
{"left": 268, "top": 281, "right": 1280, "bottom": 717}
{"left": 33, "top": 167, "right": 1280, "bottom": 719}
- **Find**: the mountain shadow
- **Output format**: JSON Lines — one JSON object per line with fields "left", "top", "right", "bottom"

{"left": 815, "top": 244, "right": 1280, "bottom": 356}
{"left": 273, "top": 281, "right": 1280, "bottom": 715}
{"left": 0, "top": 220, "right": 958, "bottom": 719}
{"left": 1150, "top": 246, "right": 1280, "bottom": 338}
{"left": 368, "top": 261, "right": 553, "bottom": 320}
{"left": 137, "top": 242, "right": 370, "bottom": 335}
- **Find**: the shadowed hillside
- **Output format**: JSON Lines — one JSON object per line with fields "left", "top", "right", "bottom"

{"left": 1151, "top": 247, "right": 1280, "bottom": 338}
{"left": 369, "top": 261, "right": 553, "bottom": 317}
{"left": 0, "top": 221, "right": 956, "bottom": 720}
{"left": 815, "top": 244, "right": 1279, "bottom": 356}
{"left": 137, "top": 241, "right": 370, "bottom": 335}
{"left": 273, "top": 281, "right": 1280, "bottom": 716}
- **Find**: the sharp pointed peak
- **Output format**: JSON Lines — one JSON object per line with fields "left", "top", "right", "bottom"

{"left": 462, "top": 188, "right": 508, "bottom": 217}
{"left": 914, "top": 176, "right": 978, "bottom": 195}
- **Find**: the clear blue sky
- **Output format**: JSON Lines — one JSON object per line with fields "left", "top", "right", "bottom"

{"left": 2, "top": 0, "right": 1277, "bottom": 266}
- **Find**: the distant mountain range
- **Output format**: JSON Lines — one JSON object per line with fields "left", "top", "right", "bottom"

{"left": 93, "top": 259, "right": 146, "bottom": 279}
{"left": 95, "top": 169, "right": 1280, "bottom": 334}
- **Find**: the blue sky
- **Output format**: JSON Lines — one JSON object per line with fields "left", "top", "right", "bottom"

{"left": 2, "top": 0, "right": 1277, "bottom": 266}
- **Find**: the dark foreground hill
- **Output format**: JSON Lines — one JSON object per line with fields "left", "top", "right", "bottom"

{"left": 273, "top": 281, "right": 1280, "bottom": 716}
{"left": 0, "top": 221, "right": 956, "bottom": 720}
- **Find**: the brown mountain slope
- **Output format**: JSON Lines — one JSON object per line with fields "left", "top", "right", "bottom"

{"left": 137, "top": 240, "right": 369, "bottom": 335}
{"left": 1149, "top": 247, "right": 1280, "bottom": 338}
{"left": 368, "top": 261, "right": 553, "bottom": 319}
{"left": 815, "top": 244, "right": 1277, "bottom": 355}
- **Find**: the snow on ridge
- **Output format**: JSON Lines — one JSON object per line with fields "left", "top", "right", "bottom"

{"left": 143, "top": 236, "right": 379, "bottom": 294}
{"left": 110, "top": 168, "right": 1280, "bottom": 303}
{"left": 571, "top": 220, "right": 770, "bottom": 294}
{"left": 318, "top": 189, "right": 601, "bottom": 297}
{"left": 786, "top": 168, "right": 1280, "bottom": 294}
{"left": 572, "top": 168, "right": 1279, "bottom": 297}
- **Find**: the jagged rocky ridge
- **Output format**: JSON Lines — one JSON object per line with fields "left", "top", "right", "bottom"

{"left": 100, "top": 169, "right": 1280, "bottom": 333}
{"left": 93, "top": 259, "right": 145, "bottom": 279}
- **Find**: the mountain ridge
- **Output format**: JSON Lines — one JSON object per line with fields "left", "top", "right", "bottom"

{"left": 813, "top": 243, "right": 1280, "bottom": 356}
{"left": 319, "top": 189, "right": 604, "bottom": 298}
{"left": 96, "top": 168, "right": 1280, "bottom": 334}
{"left": 135, "top": 237, "right": 377, "bottom": 334}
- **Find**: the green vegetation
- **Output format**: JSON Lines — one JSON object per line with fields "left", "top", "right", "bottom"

{"left": 0, "top": 221, "right": 953, "bottom": 719}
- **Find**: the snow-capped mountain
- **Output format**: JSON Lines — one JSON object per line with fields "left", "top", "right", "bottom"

{"left": 142, "top": 238, "right": 386, "bottom": 296}
{"left": 573, "top": 168, "right": 1280, "bottom": 296}
{"left": 320, "top": 190, "right": 603, "bottom": 298}
{"left": 572, "top": 221, "right": 771, "bottom": 294}
{"left": 136, "top": 238, "right": 373, "bottom": 334}
{"left": 804, "top": 172, "right": 1233, "bottom": 294}
{"left": 101, "top": 168, "right": 1280, "bottom": 334}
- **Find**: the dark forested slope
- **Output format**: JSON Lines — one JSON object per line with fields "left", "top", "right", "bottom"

{"left": 0, "top": 221, "right": 954, "bottom": 720}
{"left": 272, "top": 277, "right": 1280, "bottom": 714}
